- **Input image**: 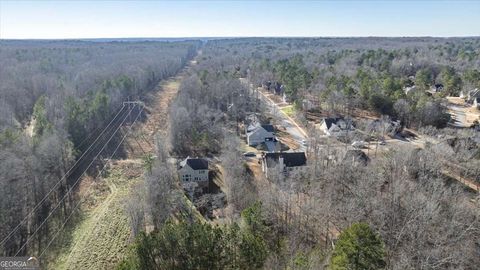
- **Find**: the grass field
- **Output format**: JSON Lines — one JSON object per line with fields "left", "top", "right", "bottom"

{"left": 51, "top": 163, "right": 141, "bottom": 270}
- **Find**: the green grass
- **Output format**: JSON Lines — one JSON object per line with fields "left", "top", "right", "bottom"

{"left": 281, "top": 106, "right": 295, "bottom": 117}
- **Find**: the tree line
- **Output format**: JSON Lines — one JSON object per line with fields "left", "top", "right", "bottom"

{"left": 0, "top": 40, "right": 200, "bottom": 256}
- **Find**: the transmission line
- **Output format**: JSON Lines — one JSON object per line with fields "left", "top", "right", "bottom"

{"left": 38, "top": 106, "right": 144, "bottom": 259}
{"left": 13, "top": 104, "right": 137, "bottom": 256}
{"left": 0, "top": 105, "right": 127, "bottom": 248}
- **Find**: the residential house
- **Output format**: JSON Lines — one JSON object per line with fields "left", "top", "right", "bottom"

{"left": 430, "top": 83, "right": 444, "bottom": 93}
{"left": 319, "top": 117, "right": 354, "bottom": 136}
{"left": 246, "top": 123, "right": 275, "bottom": 146}
{"left": 273, "top": 82, "right": 283, "bottom": 95}
{"left": 366, "top": 119, "right": 402, "bottom": 137}
{"left": 474, "top": 97, "right": 480, "bottom": 109}
{"left": 178, "top": 157, "right": 209, "bottom": 186}
{"left": 262, "top": 81, "right": 272, "bottom": 91}
{"left": 261, "top": 152, "right": 307, "bottom": 178}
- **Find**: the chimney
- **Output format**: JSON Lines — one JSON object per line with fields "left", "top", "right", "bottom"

{"left": 279, "top": 156, "right": 284, "bottom": 170}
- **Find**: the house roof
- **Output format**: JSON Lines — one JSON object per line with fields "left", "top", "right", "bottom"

{"left": 264, "top": 152, "right": 307, "bottom": 168}
{"left": 261, "top": 124, "right": 275, "bottom": 133}
{"left": 264, "top": 141, "right": 279, "bottom": 152}
{"left": 322, "top": 118, "right": 343, "bottom": 129}
{"left": 180, "top": 157, "right": 208, "bottom": 170}
{"left": 247, "top": 124, "right": 275, "bottom": 135}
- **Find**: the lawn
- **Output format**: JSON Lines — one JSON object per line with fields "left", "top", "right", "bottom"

{"left": 281, "top": 105, "right": 295, "bottom": 117}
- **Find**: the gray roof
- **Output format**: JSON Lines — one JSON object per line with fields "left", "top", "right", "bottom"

{"left": 264, "top": 152, "right": 307, "bottom": 168}
{"left": 322, "top": 117, "right": 343, "bottom": 129}
{"left": 247, "top": 123, "right": 275, "bottom": 134}
{"left": 180, "top": 158, "right": 208, "bottom": 170}
{"left": 264, "top": 141, "right": 278, "bottom": 152}
{"left": 261, "top": 124, "right": 275, "bottom": 133}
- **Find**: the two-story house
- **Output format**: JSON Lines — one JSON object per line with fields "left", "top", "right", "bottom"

{"left": 261, "top": 152, "right": 307, "bottom": 178}
{"left": 178, "top": 157, "right": 209, "bottom": 184}
{"left": 319, "top": 117, "right": 354, "bottom": 137}
{"left": 246, "top": 124, "right": 275, "bottom": 146}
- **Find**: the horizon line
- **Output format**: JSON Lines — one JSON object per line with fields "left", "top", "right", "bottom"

{"left": 2, "top": 35, "right": 480, "bottom": 41}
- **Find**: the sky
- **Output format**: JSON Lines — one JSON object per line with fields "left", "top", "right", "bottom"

{"left": 0, "top": 0, "right": 479, "bottom": 39}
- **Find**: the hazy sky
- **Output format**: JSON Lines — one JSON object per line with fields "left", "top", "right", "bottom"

{"left": 1, "top": 0, "right": 479, "bottom": 39}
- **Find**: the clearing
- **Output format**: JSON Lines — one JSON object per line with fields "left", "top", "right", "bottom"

{"left": 49, "top": 60, "right": 194, "bottom": 269}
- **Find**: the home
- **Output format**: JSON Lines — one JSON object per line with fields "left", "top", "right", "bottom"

{"left": 261, "top": 152, "right": 307, "bottom": 178}
{"left": 246, "top": 123, "right": 275, "bottom": 146}
{"left": 430, "top": 83, "right": 444, "bottom": 93}
{"left": 178, "top": 157, "right": 209, "bottom": 185}
{"left": 319, "top": 117, "right": 354, "bottom": 136}
{"left": 262, "top": 81, "right": 272, "bottom": 91}
{"left": 273, "top": 82, "right": 283, "bottom": 95}
{"left": 366, "top": 119, "right": 402, "bottom": 136}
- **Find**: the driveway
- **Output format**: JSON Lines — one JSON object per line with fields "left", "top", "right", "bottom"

{"left": 254, "top": 87, "right": 308, "bottom": 152}
{"left": 446, "top": 97, "right": 479, "bottom": 127}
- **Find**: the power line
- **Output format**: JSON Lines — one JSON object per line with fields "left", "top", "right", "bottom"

{"left": 0, "top": 105, "right": 127, "bottom": 248}
{"left": 75, "top": 104, "right": 128, "bottom": 151}
{"left": 38, "top": 106, "right": 144, "bottom": 260}
{"left": 13, "top": 104, "right": 137, "bottom": 257}
{"left": 13, "top": 104, "right": 136, "bottom": 256}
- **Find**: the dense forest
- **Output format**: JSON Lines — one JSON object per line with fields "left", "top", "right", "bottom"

{"left": 0, "top": 40, "right": 199, "bottom": 256}
{"left": 210, "top": 37, "right": 480, "bottom": 128}
{"left": 119, "top": 38, "right": 479, "bottom": 269}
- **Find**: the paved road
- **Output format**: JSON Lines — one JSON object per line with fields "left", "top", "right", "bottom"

{"left": 256, "top": 88, "right": 308, "bottom": 152}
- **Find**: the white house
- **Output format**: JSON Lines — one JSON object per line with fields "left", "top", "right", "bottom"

{"left": 178, "top": 157, "right": 209, "bottom": 184}
{"left": 319, "top": 117, "right": 354, "bottom": 136}
{"left": 261, "top": 152, "right": 307, "bottom": 178}
{"left": 246, "top": 124, "right": 275, "bottom": 146}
